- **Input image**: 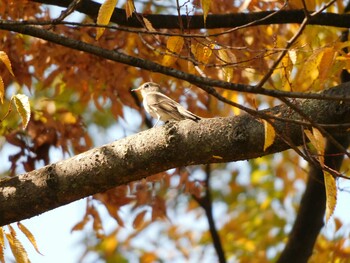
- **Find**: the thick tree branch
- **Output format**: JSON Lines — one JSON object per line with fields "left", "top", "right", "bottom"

{"left": 0, "top": 21, "right": 350, "bottom": 103}
{"left": 0, "top": 83, "right": 350, "bottom": 226}
{"left": 30, "top": 0, "right": 350, "bottom": 29}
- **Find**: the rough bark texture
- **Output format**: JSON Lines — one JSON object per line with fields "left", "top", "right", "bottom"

{"left": 1, "top": 82, "right": 350, "bottom": 226}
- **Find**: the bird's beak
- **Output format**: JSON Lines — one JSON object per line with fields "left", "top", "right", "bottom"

{"left": 131, "top": 87, "right": 141, "bottom": 92}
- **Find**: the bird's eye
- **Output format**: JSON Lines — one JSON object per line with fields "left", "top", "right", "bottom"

{"left": 144, "top": 84, "right": 149, "bottom": 88}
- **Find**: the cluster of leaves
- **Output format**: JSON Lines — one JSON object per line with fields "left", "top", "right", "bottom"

{"left": 1, "top": 0, "right": 350, "bottom": 262}
{"left": 0, "top": 223, "right": 41, "bottom": 263}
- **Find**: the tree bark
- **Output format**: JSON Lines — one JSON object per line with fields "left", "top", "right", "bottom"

{"left": 29, "top": 0, "right": 350, "bottom": 29}
{"left": 0, "top": 83, "right": 350, "bottom": 226}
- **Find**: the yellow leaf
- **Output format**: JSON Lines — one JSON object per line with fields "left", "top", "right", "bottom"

{"left": 201, "top": 0, "right": 211, "bottom": 25}
{"left": 296, "top": 49, "right": 323, "bottom": 91}
{"left": 17, "top": 222, "right": 43, "bottom": 255}
{"left": 125, "top": 0, "right": 135, "bottom": 19}
{"left": 288, "top": 50, "right": 297, "bottom": 64}
{"left": 304, "top": 128, "right": 325, "bottom": 167}
{"left": 162, "top": 36, "right": 184, "bottom": 66}
{"left": 0, "top": 51, "right": 14, "bottom": 76}
{"left": 280, "top": 53, "right": 293, "bottom": 91}
{"left": 191, "top": 43, "right": 213, "bottom": 64}
{"left": 217, "top": 49, "right": 236, "bottom": 82}
{"left": 324, "top": 171, "right": 337, "bottom": 223}
{"left": 96, "top": 0, "right": 119, "bottom": 40}
{"left": 0, "top": 227, "right": 4, "bottom": 263}
{"left": 0, "top": 76, "right": 4, "bottom": 104}
{"left": 12, "top": 94, "right": 31, "bottom": 129}
{"left": 318, "top": 47, "right": 335, "bottom": 85}
{"left": 222, "top": 90, "right": 240, "bottom": 115}
{"left": 143, "top": 17, "right": 156, "bottom": 32}
{"left": 6, "top": 225, "right": 30, "bottom": 263}
{"left": 263, "top": 119, "right": 275, "bottom": 151}
{"left": 212, "top": 155, "right": 223, "bottom": 159}
{"left": 61, "top": 112, "right": 77, "bottom": 124}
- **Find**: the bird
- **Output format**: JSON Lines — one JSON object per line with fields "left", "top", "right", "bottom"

{"left": 133, "top": 82, "right": 201, "bottom": 126}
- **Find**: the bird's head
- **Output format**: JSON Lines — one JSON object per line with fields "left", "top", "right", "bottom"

{"left": 133, "top": 82, "right": 161, "bottom": 94}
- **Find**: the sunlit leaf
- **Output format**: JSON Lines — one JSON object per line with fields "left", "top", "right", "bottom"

{"left": 201, "top": 0, "right": 211, "bottom": 25}
{"left": 263, "top": 119, "right": 275, "bottom": 151}
{"left": 191, "top": 43, "right": 213, "bottom": 64}
{"left": 222, "top": 90, "right": 240, "bottom": 115}
{"left": 324, "top": 171, "right": 337, "bottom": 223}
{"left": 280, "top": 53, "right": 293, "bottom": 91}
{"left": 162, "top": 36, "right": 184, "bottom": 66}
{"left": 288, "top": 50, "right": 297, "bottom": 64}
{"left": 17, "top": 222, "right": 43, "bottom": 255}
{"left": 318, "top": 47, "right": 335, "bottom": 85}
{"left": 125, "top": 0, "right": 135, "bottom": 19}
{"left": 96, "top": 0, "right": 119, "bottom": 40}
{"left": 0, "top": 51, "right": 14, "bottom": 76}
{"left": 6, "top": 225, "right": 30, "bottom": 263}
{"left": 304, "top": 128, "right": 325, "bottom": 166}
{"left": 12, "top": 94, "right": 31, "bottom": 129}
{"left": 217, "top": 49, "right": 235, "bottom": 81}
{"left": 143, "top": 17, "right": 156, "bottom": 32}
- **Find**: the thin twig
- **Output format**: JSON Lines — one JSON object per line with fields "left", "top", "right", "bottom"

{"left": 192, "top": 165, "right": 226, "bottom": 263}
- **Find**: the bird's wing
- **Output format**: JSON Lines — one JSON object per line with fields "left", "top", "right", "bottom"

{"left": 146, "top": 92, "right": 200, "bottom": 121}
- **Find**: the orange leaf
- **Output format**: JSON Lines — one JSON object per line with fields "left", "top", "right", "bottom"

{"left": 96, "top": 0, "right": 119, "bottom": 40}
{"left": 133, "top": 210, "right": 148, "bottom": 229}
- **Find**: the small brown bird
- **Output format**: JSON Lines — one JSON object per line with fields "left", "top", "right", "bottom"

{"left": 133, "top": 82, "right": 201, "bottom": 126}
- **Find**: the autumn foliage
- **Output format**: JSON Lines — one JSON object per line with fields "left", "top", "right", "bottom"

{"left": 1, "top": 0, "right": 350, "bottom": 262}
